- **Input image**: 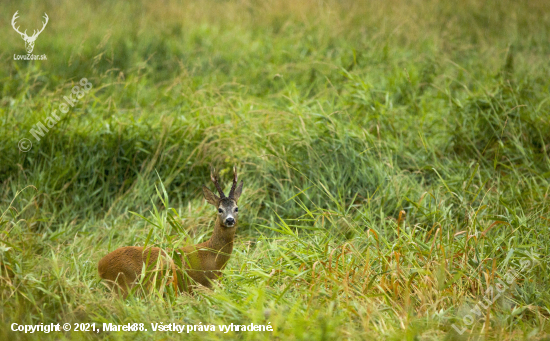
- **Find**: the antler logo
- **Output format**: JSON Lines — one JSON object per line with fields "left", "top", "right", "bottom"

{"left": 11, "top": 11, "right": 49, "bottom": 54}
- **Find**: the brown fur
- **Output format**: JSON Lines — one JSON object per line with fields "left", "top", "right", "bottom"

{"left": 98, "top": 171, "right": 243, "bottom": 297}
{"left": 97, "top": 246, "right": 176, "bottom": 297}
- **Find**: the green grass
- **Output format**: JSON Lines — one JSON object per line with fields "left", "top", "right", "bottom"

{"left": 1, "top": 0, "right": 550, "bottom": 339}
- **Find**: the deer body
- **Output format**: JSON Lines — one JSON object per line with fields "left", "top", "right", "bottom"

{"left": 98, "top": 170, "right": 243, "bottom": 297}
{"left": 97, "top": 246, "right": 176, "bottom": 296}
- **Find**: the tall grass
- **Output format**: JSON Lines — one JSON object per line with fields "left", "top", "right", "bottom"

{"left": 1, "top": 0, "right": 550, "bottom": 339}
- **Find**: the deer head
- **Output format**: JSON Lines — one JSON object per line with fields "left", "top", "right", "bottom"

{"left": 12, "top": 11, "right": 49, "bottom": 54}
{"left": 202, "top": 167, "right": 243, "bottom": 228}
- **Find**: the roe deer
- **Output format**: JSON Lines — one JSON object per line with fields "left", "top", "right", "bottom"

{"left": 97, "top": 168, "right": 243, "bottom": 297}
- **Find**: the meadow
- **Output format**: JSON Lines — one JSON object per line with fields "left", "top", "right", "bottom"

{"left": 1, "top": 0, "right": 550, "bottom": 339}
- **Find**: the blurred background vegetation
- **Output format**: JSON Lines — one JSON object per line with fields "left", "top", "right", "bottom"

{"left": 1, "top": 0, "right": 550, "bottom": 339}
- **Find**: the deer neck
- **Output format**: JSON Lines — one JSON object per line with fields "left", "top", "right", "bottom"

{"left": 205, "top": 217, "right": 236, "bottom": 258}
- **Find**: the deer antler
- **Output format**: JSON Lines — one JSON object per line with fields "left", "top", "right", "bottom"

{"left": 11, "top": 12, "right": 49, "bottom": 40}
{"left": 11, "top": 11, "right": 27, "bottom": 38}
{"left": 228, "top": 166, "right": 239, "bottom": 199}
{"left": 210, "top": 169, "right": 226, "bottom": 198}
{"left": 31, "top": 13, "right": 49, "bottom": 39}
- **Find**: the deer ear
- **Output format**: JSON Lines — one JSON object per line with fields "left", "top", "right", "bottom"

{"left": 202, "top": 186, "right": 220, "bottom": 206}
{"left": 232, "top": 181, "right": 243, "bottom": 202}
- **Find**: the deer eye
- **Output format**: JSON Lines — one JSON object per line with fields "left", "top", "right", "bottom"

{"left": 234, "top": 207, "right": 238, "bottom": 212}
{"left": 218, "top": 208, "right": 223, "bottom": 213}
